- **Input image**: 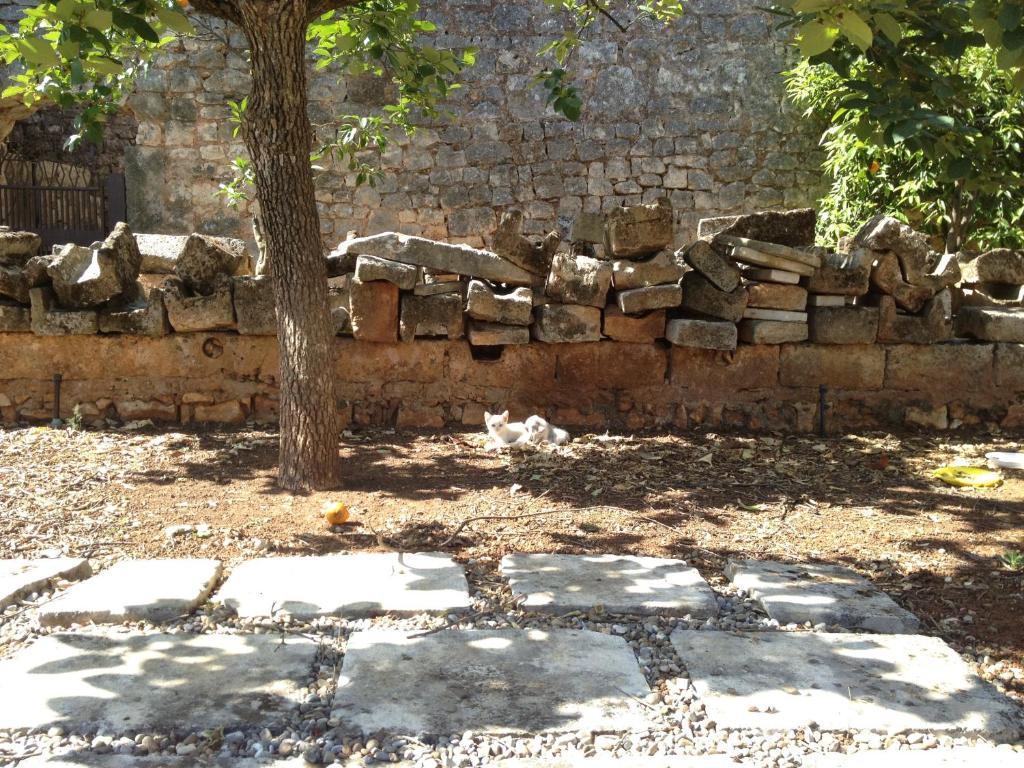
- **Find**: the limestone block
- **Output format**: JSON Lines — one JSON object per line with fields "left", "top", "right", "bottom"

{"left": 230, "top": 275, "right": 276, "bottom": 335}
{"left": 679, "top": 271, "right": 748, "bottom": 322}
{"left": 569, "top": 212, "right": 605, "bottom": 244}
{"left": 325, "top": 245, "right": 357, "bottom": 278}
{"left": 697, "top": 208, "right": 816, "bottom": 247}
{"left": 807, "top": 295, "right": 847, "bottom": 307}
{"left": 493, "top": 209, "right": 559, "bottom": 276}
{"left": 682, "top": 240, "right": 740, "bottom": 292}
{"left": 808, "top": 306, "right": 878, "bottom": 345}
{"left": 116, "top": 399, "right": 177, "bottom": 421}
{"left": 738, "top": 319, "right": 808, "bottom": 345}
{"left": 532, "top": 304, "right": 601, "bottom": 343}
{"left": 805, "top": 249, "right": 872, "bottom": 296}
{"left": 29, "top": 287, "right": 99, "bottom": 335}
{"left": 350, "top": 277, "right": 398, "bottom": 343}
{"left": 0, "top": 230, "right": 41, "bottom": 266}
{"left": 191, "top": 400, "right": 247, "bottom": 424}
{"left": 905, "top": 404, "right": 949, "bottom": 430}
{"left": 743, "top": 308, "right": 807, "bottom": 322}
{"left": 467, "top": 319, "right": 530, "bottom": 345}
{"left": 399, "top": 293, "right": 464, "bottom": 341}
{"left": 162, "top": 277, "right": 235, "bottom": 332}
{"left": 175, "top": 233, "right": 250, "bottom": 296}
{"left": 742, "top": 267, "right": 801, "bottom": 285}
{"left": 466, "top": 280, "right": 532, "bottom": 325}
{"left": 779, "top": 344, "right": 885, "bottom": 390}
{"left": 605, "top": 198, "right": 673, "bottom": 258}
{"left": 616, "top": 283, "right": 681, "bottom": 314}
{"left": 135, "top": 233, "right": 185, "bottom": 273}
{"left": 665, "top": 318, "right": 737, "bottom": 351}
{"left": 959, "top": 282, "right": 1024, "bottom": 308}
{"left": 854, "top": 214, "right": 934, "bottom": 285}
{"left": 746, "top": 282, "right": 807, "bottom": 311}
{"left": 0, "top": 558, "right": 91, "bottom": 609}
{"left": 414, "top": 279, "right": 465, "bottom": 297}
{"left": 870, "top": 251, "right": 933, "bottom": 312}
{"left": 0, "top": 300, "right": 31, "bottom": 332}
{"left": 603, "top": 306, "right": 666, "bottom": 343}
{"left": 956, "top": 306, "right": 1024, "bottom": 342}
{"left": 98, "top": 284, "right": 169, "bottom": 337}
{"left": 961, "top": 248, "right": 1024, "bottom": 285}
{"left": 47, "top": 223, "right": 140, "bottom": 309}
{"left": 0, "top": 264, "right": 31, "bottom": 304}
{"left": 612, "top": 249, "right": 688, "bottom": 290}
{"left": 876, "top": 294, "right": 952, "bottom": 344}
{"left": 354, "top": 254, "right": 419, "bottom": 289}
{"left": 545, "top": 251, "right": 613, "bottom": 308}
{"left": 327, "top": 275, "right": 351, "bottom": 335}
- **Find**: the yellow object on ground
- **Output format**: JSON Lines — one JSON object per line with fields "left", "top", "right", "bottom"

{"left": 932, "top": 466, "right": 1003, "bottom": 488}
{"left": 322, "top": 501, "right": 351, "bottom": 526}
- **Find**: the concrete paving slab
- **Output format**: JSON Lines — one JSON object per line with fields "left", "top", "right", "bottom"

{"left": 38, "top": 559, "right": 221, "bottom": 626}
{"left": 500, "top": 554, "right": 718, "bottom": 617}
{"left": 0, "top": 632, "right": 315, "bottom": 732}
{"left": 804, "top": 747, "right": 1024, "bottom": 767}
{"left": 0, "top": 558, "right": 92, "bottom": 608}
{"left": 215, "top": 552, "right": 471, "bottom": 619}
{"left": 670, "top": 630, "right": 1021, "bottom": 737}
{"left": 332, "top": 628, "right": 651, "bottom": 734}
{"left": 725, "top": 560, "right": 920, "bottom": 633}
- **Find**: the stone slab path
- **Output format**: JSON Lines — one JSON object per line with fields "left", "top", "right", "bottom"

{"left": 215, "top": 552, "right": 471, "bottom": 618}
{"left": 38, "top": 559, "right": 221, "bottom": 626}
{"left": 670, "top": 630, "right": 1020, "bottom": 737}
{"left": 0, "top": 632, "right": 315, "bottom": 732}
{"left": 804, "top": 747, "right": 1024, "bottom": 766}
{"left": 332, "top": 628, "right": 651, "bottom": 734}
{"left": 499, "top": 758, "right": 738, "bottom": 768}
{"left": 725, "top": 559, "right": 920, "bottom": 633}
{"left": 500, "top": 554, "right": 718, "bottom": 617}
{"left": 0, "top": 558, "right": 91, "bottom": 609}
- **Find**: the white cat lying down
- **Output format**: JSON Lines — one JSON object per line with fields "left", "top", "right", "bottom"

{"left": 484, "top": 410, "right": 570, "bottom": 450}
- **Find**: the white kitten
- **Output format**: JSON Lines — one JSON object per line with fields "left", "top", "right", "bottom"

{"left": 524, "top": 414, "right": 570, "bottom": 446}
{"left": 484, "top": 410, "right": 530, "bottom": 450}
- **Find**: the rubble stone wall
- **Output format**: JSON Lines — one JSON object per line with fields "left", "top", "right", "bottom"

{"left": 1, "top": 334, "right": 1021, "bottom": 432}
{"left": 120, "top": 1, "right": 825, "bottom": 246}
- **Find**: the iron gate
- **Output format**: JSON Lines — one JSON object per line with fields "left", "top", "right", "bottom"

{"left": 0, "top": 155, "right": 126, "bottom": 251}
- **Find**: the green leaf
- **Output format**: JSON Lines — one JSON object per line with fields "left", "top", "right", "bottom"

{"left": 837, "top": 10, "right": 873, "bottom": 51}
{"left": 998, "top": 4, "right": 1023, "bottom": 32}
{"left": 83, "top": 8, "right": 113, "bottom": 31}
{"left": 798, "top": 21, "right": 837, "bottom": 57}
{"left": 874, "top": 12, "right": 902, "bottom": 44}
{"left": 892, "top": 119, "right": 921, "bottom": 144}
{"left": 15, "top": 36, "right": 59, "bottom": 67}
{"left": 155, "top": 8, "right": 195, "bottom": 35}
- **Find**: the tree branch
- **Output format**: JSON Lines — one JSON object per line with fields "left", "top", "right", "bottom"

{"left": 586, "top": 0, "right": 627, "bottom": 33}
{"left": 188, "top": 0, "right": 244, "bottom": 26}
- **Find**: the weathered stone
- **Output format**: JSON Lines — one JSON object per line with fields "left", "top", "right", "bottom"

{"left": 162, "top": 277, "right": 235, "bottom": 332}
{"left": 98, "top": 284, "right": 169, "bottom": 337}
{"left": 354, "top": 254, "right": 418, "bottom": 289}
{"left": 805, "top": 748, "right": 1024, "bottom": 768}
{"left": 0, "top": 299, "right": 31, "bottom": 332}
{"left": 0, "top": 264, "right": 30, "bottom": 304}
{"left": 960, "top": 282, "right": 1024, "bottom": 308}
{"left": 39, "top": 559, "right": 221, "bottom": 626}
{"left": 493, "top": 209, "right": 559, "bottom": 276}
{"left": 746, "top": 282, "right": 807, "bottom": 311}
{"left": 725, "top": 560, "right": 919, "bottom": 633}
{"left": 727, "top": 244, "right": 816, "bottom": 276}
{"left": 807, "top": 294, "right": 847, "bottom": 307}
{"left": 742, "top": 267, "right": 801, "bottom": 285}
{"left": 466, "top": 280, "right": 533, "bottom": 325}
{"left": 116, "top": 399, "right": 177, "bottom": 422}
{"left": 995, "top": 343, "right": 1024, "bottom": 390}
{"left": 217, "top": 553, "right": 471, "bottom": 618}
{"left": 467, "top": 319, "right": 530, "bottom": 345}
{"left": 603, "top": 306, "right": 666, "bottom": 342}
{"left": 569, "top": 212, "right": 606, "bottom": 244}
{"left": 805, "top": 249, "right": 872, "bottom": 296}
{"left": 324, "top": 244, "right": 357, "bottom": 277}
{"left": 738, "top": 319, "right": 808, "bottom": 345}
{"left": 135, "top": 233, "right": 185, "bottom": 273}
{"left": 616, "top": 283, "right": 681, "bottom": 314}
{"left": 670, "top": 630, "right": 1020, "bottom": 736}
{"left": 545, "top": 251, "right": 613, "bottom": 307}
{"left": 191, "top": 400, "right": 246, "bottom": 424}
{"left": 876, "top": 293, "right": 952, "bottom": 344}
{"left": 854, "top": 214, "right": 934, "bottom": 286}
{"left": 29, "top": 287, "right": 99, "bottom": 335}
{"left": 232, "top": 275, "right": 276, "bottom": 335}
{"left": 332, "top": 628, "right": 651, "bottom": 734}
{"left": 905, "top": 404, "right": 949, "bottom": 430}
{"left": 871, "top": 251, "right": 934, "bottom": 312}
{"left": 613, "top": 249, "right": 688, "bottom": 290}
{"left": 0, "top": 632, "right": 315, "bottom": 732}
{"left": 885, "top": 343, "right": 994, "bottom": 392}
{"left": 327, "top": 275, "right": 351, "bottom": 335}
{"left": 679, "top": 271, "right": 748, "bottom": 322}
{"left": 697, "top": 208, "right": 816, "bottom": 247}
{"left": 532, "top": 304, "right": 601, "bottom": 343}
{"left": 175, "top": 233, "right": 249, "bottom": 296}
{"left": 399, "top": 292, "right": 464, "bottom": 341}
{"left": 349, "top": 277, "right": 398, "bottom": 343}
{"left": 956, "top": 306, "right": 1024, "bottom": 342}
{"left": 780, "top": 344, "right": 885, "bottom": 389}
{"left": 605, "top": 198, "right": 673, "bottom": 258}
{"left": 961, "top": 248, "right": 1024, "bottom": 285}
{"left": 1, "top": 558, "right": 91, "bottom": 609}
{"left": 336, "top": 232, "right": 534, "bottom": 285}
{"left": 665, "top": 318, "right": 737, "bottom": 351}
{"left": 0, "top": 230, "right": 41, "bottom": 266}
{"left": 413, "top": 279, "right": 465, "bottom": 297}
{"left": 501, "top": 554, "right": 718, "bottom": 617}
{"left": 682, "top": 240, "right": 740, "bottom": 292}
{"left": 47, "top": 224, "right": 141, "bottom": 309}
{"left": 743, "top": 307, "right": 807, "bottom": 322}
{"left": 808, "top": 306, "right": 878, "bottom": 345}
{"left": 923, "top": 251, "right": 961, "bottom": 291}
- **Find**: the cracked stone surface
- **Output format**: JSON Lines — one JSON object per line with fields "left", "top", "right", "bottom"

{"left": 0, "top": 558, "right": 92, "bottom": 609}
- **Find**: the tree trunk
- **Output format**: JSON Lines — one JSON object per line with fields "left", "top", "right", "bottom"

{"left": 945, "top": 178, "right": 966, "bottom": 253}
{"left": 238, "top": 0, "right": 340, "bottom": 490}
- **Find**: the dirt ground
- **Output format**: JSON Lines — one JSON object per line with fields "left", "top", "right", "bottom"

{"left": 1, "top": 422, "right": 1022, "bottom": 695}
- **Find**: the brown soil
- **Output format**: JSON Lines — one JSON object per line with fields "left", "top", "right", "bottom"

{"left": 1, "top": 423, "right": 1022, "bottom": 696}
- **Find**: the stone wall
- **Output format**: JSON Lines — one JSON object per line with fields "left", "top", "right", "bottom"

{"left": 122, "top": 0, "right": 825, "bottom": 247}
{"left": 1, "top": 334, "right": 1021, "bottom": 432}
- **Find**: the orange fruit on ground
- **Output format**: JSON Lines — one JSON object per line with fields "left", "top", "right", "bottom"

{"left": 322, "top": 501, "right": 350, "bottom": 526}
